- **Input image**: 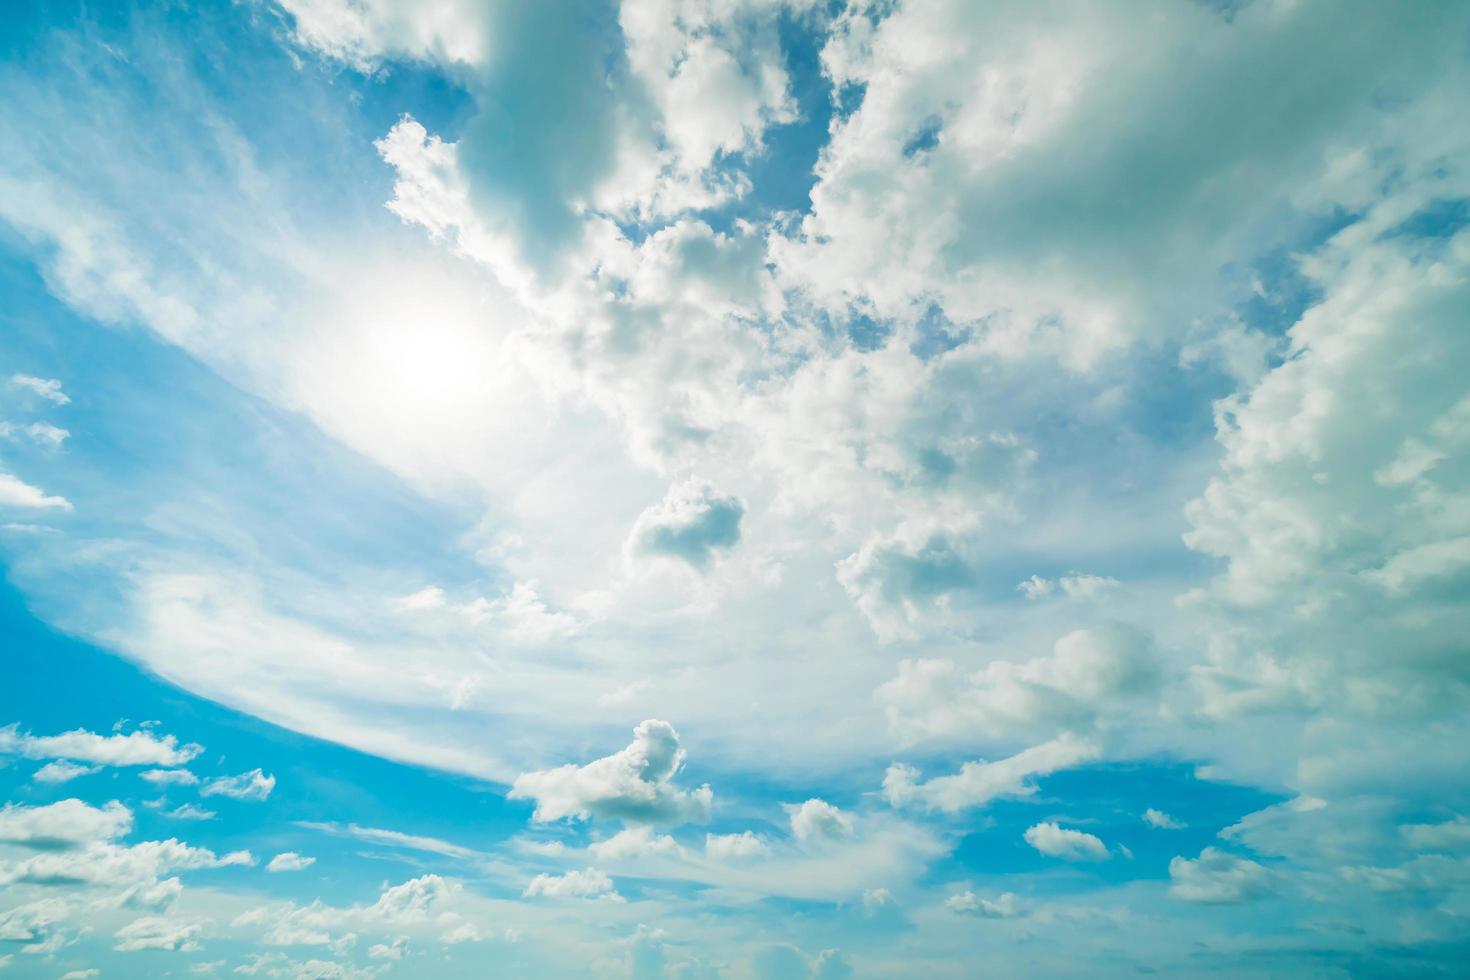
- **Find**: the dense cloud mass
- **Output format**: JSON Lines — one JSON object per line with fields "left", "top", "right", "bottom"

{"left": 0, "top": 0, "right": 1467, "bottom": 975}
{"left": 509, "top": 720, "right": 713, "bottom": 825}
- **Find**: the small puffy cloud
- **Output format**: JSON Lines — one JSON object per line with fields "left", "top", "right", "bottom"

{"left": 60, "top": 972, "right": 99, "bottom": 980}
{"left": 0, "top": 799, "right": 132, "bottom": 849}
{"left": 510, "top": 719, "right": 712, "bottom": 825}
{"left": 1400, "top": 816, "right": 1470, "bottom": 852}
{"left": 862, "top": 888, "right": 895, "bottom": 912}
{"left": 165, "top": 803, "right": 216, "bottom": 821}
{"left": 464, "top": 582, "right": 582, "bottom": 644}
{"left": 1016, "top": 575, "right": 1053, "bottom": 599}
{"left": 275, "top": 0, "right": 490, "bottom": 69}
{"left": 0, "top": 421, "right": 69, "bottom": 448}
{"left": 267, "top": 852, "right": 317, "bottom": 873}
{"left": 877, "top": 624, "right": 1160, "bottom": 741}
{"left": 836, "top": 530, "right": 976, "bottom": 642}
{"left": 0, "top": 724, "right": 202, "bottom": 767}
{"left": 201, "top": 768, "right": 276, "bottom": 802}
{"left": 884, "top": 735, "right": 1098, "bottom": 813}
{"left": 705, "top": 831, "right": 769, "bottom": 860}
{"left": 1024, "top": 822, "right": 1109, "bottom": 861}
{"left": 0, "top": 897, "right": 70, "bottom": 943}
{"left": 0, "top": 472, "right": 72, "bottom": 510}
{"left": 590, "top": 826, "right": 682, "bottom": 862}
{"left": 368, "top": 938, "right": 407, "bottom": 960}
{"left": 141, "top": 768, "right": 199, "bottom": 786}
{"left": 9, "top": 374, "right": 69, "bottom": 404}
{"left": 368, "top": 874, "right": 452, "bottom": 921}
{"left": 2, "top": 838, "right": 252, "bottom": 888}
{"left": 1017, "top": 573, "right": 1119, "bottom": 600}
{"left": 1144, "top": 808, "right": 1186, "bottom": 830}
{"left": 1168, "top": 847, "right": 1274, "bottom": 903}
{"left": 32, "top": 760, "right": 99, "bottom": 784}
{"left": 523, "top": 867, "right": 621, "bottom": 901}
{"left": 946, "top": 890, "right": 1021, "bottom": 918}
{"left": 628, "top": 479, "right": 743, "bottom": 570}
{"left": 120, "top": 876, "right": 184, "bottom": 912}
{"left": 787, "top": 799, "right": 854, "bottom": 846}
{"left": 113, "top": 915, "right": 204, "bottom": 952}
{"left": 404, "top": 583, "right": 584, "bottom": 646}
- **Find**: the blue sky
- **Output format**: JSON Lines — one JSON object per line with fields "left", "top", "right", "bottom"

{"left": 2, "top": 0, "right": 1469, "bottom": 976}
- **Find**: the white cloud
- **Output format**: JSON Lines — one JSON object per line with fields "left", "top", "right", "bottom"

{"left": 523, "top": 867, "right": 621, "bottom": 901}
{"left": 268, "top": 852, "right": 317, "bottom": 873}
{"left": 31, "top": 760, "right": 99, "bottom": 785}
{"left": 884, "top": 735, "right": 1099, "bottom": 814}
{"left": 510, "top": 720, "right": 712, "bottom": 825}
{"left": 0, "top": 725, "right": 202, "bottom": 767}
{"left": 705, "top": 831, "right": 769, "bottom": 861}
{"left": 1168, "top": 847, "right": 1274, "bottom": 904}
{"left": 589, "top": 827, "right": 682, "bottom": 862}
{"left": 295, "top": 822, "right": 477, "bottom": 861}
{"left": 877, "top": 624, "right": 1160, "bottom": 743}
{"left": 9, "top": 374, "right": 69, "bottom": 404}
{"left": 368, "top": 938, "right": 406, "bottom": 960}
{"left": 114, "top": 915, "right": 204, "bottom": 952}
{"left": 233, "top": 875, "right": 454, "bottom": 953}
{"left": 164, "top": 804, "right": 216, "bottom": 821}
{"left": 1401, "top": 816, "right": 1470, "bottom": 852}
{"left": 0, "top": 898, "right": 70, "bottom": 943}
{"left": 0, "top": 838, "right": 253, "bottom": 888}
{"left": 200, "top": 768, "right": 275, "bottom": 802}
{"left": 1017, "top": 573, "right": 1119, "bottom": 600}
{"left": 1144, "top": 808, "right": 1186, "bottom": 830}
{"left": 0, "top": 799, "right": 132, "bottom": 848}
{"left": 946, "top": 890, "right": 1021, "bottom": 918}
{"left": 119, "top": 876, "right": 184, "bottom": 912}
{"left": 627, "top": 480, "right": 744, "bottom": 571}
{"left": 274, "top": 0, "right": 490, "bottom": 69}
{"left": 0, "top": 472, "right": 71, "bottom": 511}
{"left": 0, "top": 421, "right": 69, "bottom": 448}
{"left": 787, "top": 799, "right": 854, "bottom": 847}
{"left": 140, "top": 768, "right": 199, "bottom": 786}
{"left": 1023, "top": 822, "right": 1109, "bottom": 861}
{"left": 1016, "top": 575, "right": 1053, "bottom": 599}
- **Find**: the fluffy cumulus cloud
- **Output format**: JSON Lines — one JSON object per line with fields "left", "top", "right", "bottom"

{"left": 113, "top": 915, "right": 204, "bottom": 952}
{"left": 705, "top": 831, "right": 769, "bottom": 861}
{"left": 510, "top": 720, "right": 712, "bottom": 825}
{"left": 946, "top": 890, "right": 1021, "bottom": 919}
{"left": 1144, "top": 808, "right": 1185, "bottom": 830}
{"left": 877, "top": 624, "right": 1161, "bottom": 743}
{"left": 0, "top": 473, "right": 72, "bottom": 510}
{"left": 589, "top": 826, "right": 682, "bottom": 862}
{"left": 1168, "top": 848, "right": 1274, "bottom": 904}
{"left": 1023, "top": 822, "right": 1109, "bottom": 862}
{"left": 0, "top": 799, "right": 132, "bottom": 849}
{"left": 523, "top": 867, "right": 621, "bottom": 902}
{"left": 0, "top": 725, "right": 202, "bottom": 768}
{"left": 786, "top": 799, "right": 854, "bottom": 846}
{"left": 1, "top": 838, "right": 253, "bottom": 888}
{"left": 200, "top": 769, "right": 276, "bottom": 802}
{"left": 627, "top": 480, "right": 745, "bottom": 571}
{"left": 267, "top": 852, "right": 317, "bottom": 873}
{"left": 32, "top": 760, "right": 99, "bottom": 785}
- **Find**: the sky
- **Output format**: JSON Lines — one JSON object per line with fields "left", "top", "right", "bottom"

{"left": 0, "top": 0, "right": 1468, "bottom": 976}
